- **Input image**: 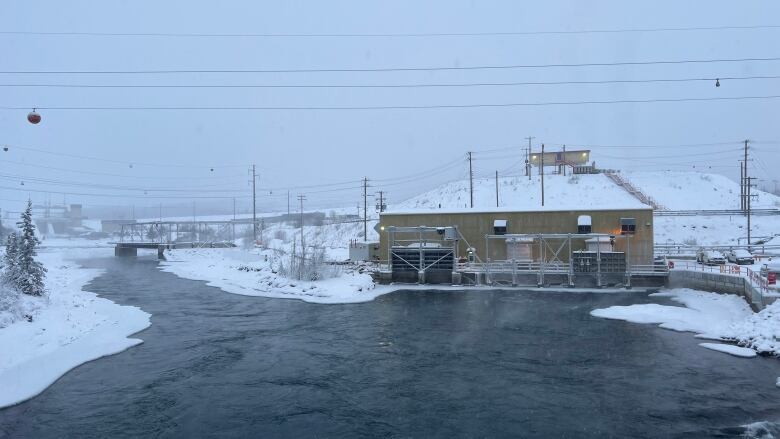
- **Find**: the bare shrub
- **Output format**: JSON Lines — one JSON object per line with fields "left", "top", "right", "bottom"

{"left": 682, "top": 237, "right": 698, "bottom": 246}
{"left": 276, "top": 242, "right": 341, "bottom": 281}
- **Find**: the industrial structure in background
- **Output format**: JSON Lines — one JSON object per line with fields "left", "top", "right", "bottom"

{"left": 27, "top": 203, "right": 88, "bottom": 235}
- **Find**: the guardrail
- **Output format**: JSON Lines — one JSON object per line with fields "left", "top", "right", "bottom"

{"left": 670, "top": 261, "right": 774, "bottom": 296}
{"left": 655, "top": 244, "right": 780, "bottom": 257}
{"left": 654, "top": 209, "right": 780, "bottom": 217}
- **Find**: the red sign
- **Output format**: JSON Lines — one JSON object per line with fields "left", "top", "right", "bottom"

{"left": 769, "top": 272, "right": 777, "bottom": 285}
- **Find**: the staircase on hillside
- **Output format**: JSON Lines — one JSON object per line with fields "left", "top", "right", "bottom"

{"left": 604, "top": 171, "right": 667, "bottom": 211}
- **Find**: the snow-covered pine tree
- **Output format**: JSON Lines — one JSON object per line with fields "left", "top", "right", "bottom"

{"left": 15, "top": 200, "right": 46, "bottom": 296}
{"left": 2, "top": 232, "right": 19, "bottom": 289}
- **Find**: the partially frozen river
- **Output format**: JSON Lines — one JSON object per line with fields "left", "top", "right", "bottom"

{"left": 1, "top": 256, "right": 778, "bottom": 438}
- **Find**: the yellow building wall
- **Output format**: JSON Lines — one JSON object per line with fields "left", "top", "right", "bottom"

{"left": 378, "top": 209, "right": 654, "bottom": 265}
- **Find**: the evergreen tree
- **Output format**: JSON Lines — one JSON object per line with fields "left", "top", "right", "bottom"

{"left": 2, "top": 232, "right": 19, "bottom": 289}
{"left": 15, "top": 201, "right": 46, "bottom": 296}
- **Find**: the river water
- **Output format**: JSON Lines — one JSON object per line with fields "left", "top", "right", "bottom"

{"left": 1, "top": 256, "right": 779, "bottom": 438}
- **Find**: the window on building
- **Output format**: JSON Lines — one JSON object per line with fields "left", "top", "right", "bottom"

{"left": 493, "top": 219, "right": 507, "bottom": 235}
{"left": 577, "top": 215, "right": 592, "bottom": 234}
{"left": 620, "top": 217, "right": 636, "bottom": 235}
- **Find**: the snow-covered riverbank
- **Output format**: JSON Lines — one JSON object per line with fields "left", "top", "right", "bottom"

{"left": 0, "top": 245, "right": 151, "bottom": 408}
{"left": 159, "top": 247, "right": 394, "bottom": 304}
{"left": 591, "top": 288, "right": 780, "bottom": 357}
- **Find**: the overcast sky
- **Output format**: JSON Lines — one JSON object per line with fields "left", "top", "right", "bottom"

{"left": 2, "top": 1, "right": 779, "bottom": 217}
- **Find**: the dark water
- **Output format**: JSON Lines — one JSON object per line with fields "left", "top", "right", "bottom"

{"left": 1, "top": 256, "right": 779, "bottom": 438}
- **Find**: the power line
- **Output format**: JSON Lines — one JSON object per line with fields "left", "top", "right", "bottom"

{"left": 3, "top": 56, "right": 780, "bottom": 75}
{"left": 0, "top": 158, "right": 246, "bottom": 184}
{"left": 0, "top": 173, "right": 247, "bottom": 193}
{"left": 0, "top": 184, "right": 252, "bottom": 199}
{"left": 5, "top": 95, "right": 780, "bottom": 111}
{"left": 545, "top": 140, "right": 747, "bottom": 149}
{"left": 1, "top": 143, "right": 246, "bottom": 169}
{"left": 2, "top": 24, "right": 779, "bottom": 38}
{"left": 597, "top": 147, "right": 742, "bottom": 160}
{"left": 2, "top": 75, "right": 780, "bottom": 89}
{"left": 1, "top": 141, "right": 375, "bottom": 193}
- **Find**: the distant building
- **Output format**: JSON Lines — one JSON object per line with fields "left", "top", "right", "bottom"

{"left": 32, "top": 203, "right": 87, "bottom": 235}
{"left": 529, "top": 149, "right": 591, "bottom": 174}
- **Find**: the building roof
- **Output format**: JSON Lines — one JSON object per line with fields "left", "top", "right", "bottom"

{"left": 382, "top": 205, "right": 651, "bottom": 216}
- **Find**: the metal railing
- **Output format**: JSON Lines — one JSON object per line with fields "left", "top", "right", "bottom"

{"left": 670, "top": 261, "right": 775, "bottom": 296}
{"left": 604, "top": 171, "right": 667, "bottom": 210}
{"left": 655, "top": 243, "right": 780, "bottom": 257}
{"left": 654, "top": 209, "right": 780, "bottom": 217}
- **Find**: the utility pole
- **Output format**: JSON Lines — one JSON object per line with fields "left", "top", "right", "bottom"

{"left": 495, "top": 170, "right": 499, "bottom": 207}
{"left": 743, "top": 140, "right": 749, "bottom": 212}
{"left": 562, "top": 144, "right": 567, "bottom": 176}
{"left": 376, "top": 190, "right": 386, "bottom": 213}
{"left": 740, "top": 160, "right": 745, "bottom": 210}
{"left": 363, "top": 177, "right": 369, "bottom": 239}
{"left": 747, "top": 176, "right": 756, "bottom": 250}
{"left": 232, "top": 198, "right": 236, "bottom": 221}
{"left": 287, "top": 190, "right": 290, "bottom": 217}
{"left": 525, "top": 136, "right": 534, "bottom": 180}
{"left": 251, "top": 165, "right": 257, "bottom": 242}
{"left": 541, "top": 143, "right": 545, "bottom": 207}
{"left": 467, "top": 152, "right": 474, "bottom": 208}
{"left": 297, "top": 194, "right": 306, "bottom": 255}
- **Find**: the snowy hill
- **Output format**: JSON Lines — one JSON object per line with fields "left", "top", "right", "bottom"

{"left": 622, "top": 171, "right": 780, "bottom": 211}
{"left": 389, "top": 170, "right": 779, "bottom": 246}
{"left": 393, "top": 173, "right": 648, "bottom": 211}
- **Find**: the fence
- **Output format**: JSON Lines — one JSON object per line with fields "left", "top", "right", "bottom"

{"left": 654, "top": 209, "right": 780, "bottom": 217}
{"left": 670, "top": 261, "right": 776, "bottom": 309}
{"left": 655, "top": 244, "right": 780, "bottom": 258}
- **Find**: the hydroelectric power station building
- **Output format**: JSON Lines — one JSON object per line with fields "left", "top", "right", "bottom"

{"left": 377, "top": 205, "right": 658, "bottom": 287}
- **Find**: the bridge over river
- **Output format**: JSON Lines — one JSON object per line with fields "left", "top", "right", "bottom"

{"left": 113, "top": 219, "right": 247, "bottom": 258}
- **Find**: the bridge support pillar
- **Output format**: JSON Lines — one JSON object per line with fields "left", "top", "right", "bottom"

{"left": 157, "top": 246, "right": 166, "bottom": 260}
{"left": 115, "top": 246, "right": 137, "bottom": 257}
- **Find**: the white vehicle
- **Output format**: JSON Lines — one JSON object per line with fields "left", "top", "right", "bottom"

{"left": 697, "top": 249, "right": 726, "bottom": 266}
{"left": 725, "top": 249, "right": 754, "bottom": 265}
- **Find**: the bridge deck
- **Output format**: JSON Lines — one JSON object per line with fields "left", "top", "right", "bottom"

{"left": 113, "top": 241, "right": 236, "bottom": 258}
{"left": 113, "top": 241, "right": 236, "bottom": 249}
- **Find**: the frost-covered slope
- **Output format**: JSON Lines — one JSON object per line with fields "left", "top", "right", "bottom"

{"left": 394, "top": 173, "right": 647, "bottom": 211}
{"left": 623, "top": 171, "right": 780, "bottom": 210}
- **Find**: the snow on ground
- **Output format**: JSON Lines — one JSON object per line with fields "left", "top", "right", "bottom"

{"left": 591, "top": 288, "right": 780, "bottom": 357}
{"left": 624, "top": 171, "right": 780, "bottom": 211}
{"left": 698, "top": 343, "right": 757, "bottom": 358}
{"left": 0, "top": 245, "right": 151, "bottom": 409}
{"left": 386, "top": 170, "right": 779, "bottom": 246}
{"left": 160, "top": 247, "right": 393, "bottom": 304}
{"left": 654, "top": 214, "right": 780, "bottom": 246}
{"left": 393, "top": 173, "right": 647, "bottom": 211}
